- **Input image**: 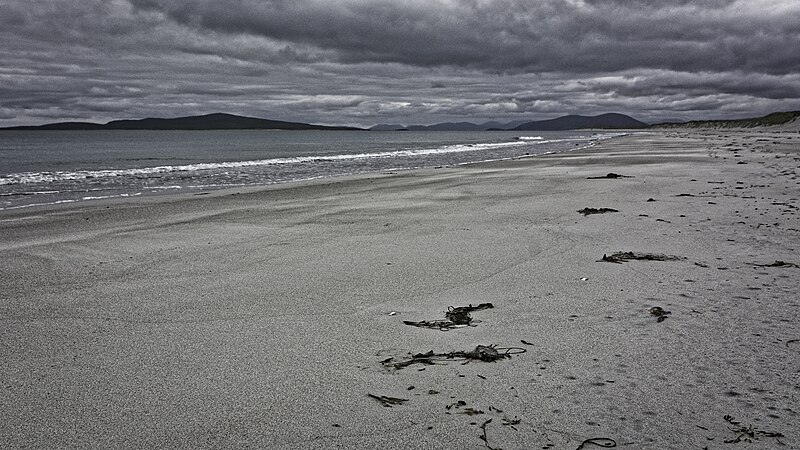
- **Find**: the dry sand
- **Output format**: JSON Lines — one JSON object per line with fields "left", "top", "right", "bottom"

{"left": 1, "top": 130, "right": 798, "bottom": 449}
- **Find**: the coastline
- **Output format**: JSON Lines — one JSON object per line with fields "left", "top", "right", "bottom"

{"left": 0, "top": 129, "right": 615, "bottom": 212}
{"left": 1, "top": 130, "right": 798, "bottom": 448}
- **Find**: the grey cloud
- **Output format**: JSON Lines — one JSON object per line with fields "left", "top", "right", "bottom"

{"left": 1, "top": 0, "right": 799, "bottom": 126}
{"left": 579, "top": 72, "right": 800, "bottom": 100}
{"left": 130, "top": 0, "right": 800, "bottom": 74}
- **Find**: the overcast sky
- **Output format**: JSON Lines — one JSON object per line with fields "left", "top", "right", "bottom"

{"left": 2, "top": 0, "right": 799, "bottom": 127}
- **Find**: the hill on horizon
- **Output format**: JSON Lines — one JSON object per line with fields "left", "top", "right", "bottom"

{"left": 0, "top": 113, "right": 363, "bottom": 131}
{"left": 652, "top": 111, "right": 800, "bottom": 129}
{"left": 512, "top": 113, "right": 648, "bottom": 131}
{"left": 6, "top": 111, "right": 796, "bottom": 132}
{"left": 370, "top": 120, "right": 526, "bottom": 131}
{"left": 370, "top": 114, "right": 646, "bottom": 131}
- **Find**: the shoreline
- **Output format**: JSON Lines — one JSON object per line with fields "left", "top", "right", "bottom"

{"left": 1, "top": 130, "right": 798, "bottom": 449}
{"left": 0, "top": 129, "right": 625, "bottom": 213}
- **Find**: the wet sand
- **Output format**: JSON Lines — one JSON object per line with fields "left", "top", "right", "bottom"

{"left": 1, "top": 130, "right": 799, "bottom": 449}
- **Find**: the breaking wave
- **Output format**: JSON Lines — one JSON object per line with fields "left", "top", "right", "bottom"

{"left": 1, "top": 139, "right": 537, "bottom": 186}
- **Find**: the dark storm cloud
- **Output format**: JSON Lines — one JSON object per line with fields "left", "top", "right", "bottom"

{"left": 1, "top": 0, "right": 799, "bottom": 126}
{"left": 130, "top": 0, "right": 800, "bottom": 74}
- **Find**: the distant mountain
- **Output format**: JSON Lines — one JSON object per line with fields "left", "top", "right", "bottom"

{"left": 369, "top": 122, "right": 485, "bottom": 131}
{"left": 3, "top": 121, "right": 106, "bottom": 130}
{"left": 481, "top": 119, "right": 530, "bottom": 130}
{"left": 513, "top": 113, "right": 648, "bottom": 131}
{"left": 370, "top": 115, "right": 646, "bottom": 131}
{"left": 1, "top": 113, "right": 364, "bottom": 131}
{"left": 370, "top": 111, "right": 800, "bottom": 132}
{"left": 409, "top": 122, "right": 486, "bottom": 131}
{"left": 369, "top": 119, "right": 527, "bottom": 131}
{"left": 369, "top": 124, "right": 407, "bottom": 131}
{"left": 652, "top": 111, "right": 800, "bottom": 129}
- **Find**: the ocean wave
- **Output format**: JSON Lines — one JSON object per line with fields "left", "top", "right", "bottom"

{"left": 0, "top": 139, "right": 538, "bottom": 185}
{"left": 516, "top": 136, "right": 543, "bottom": 140}
{"left": 81, "top": 192, "right": 143, "bottom": 201}
{"left": 0, "top": 131, "right": 631, "bottom": 210}
{"left": 2, "top": 198, "right": 79, "bottom": 210}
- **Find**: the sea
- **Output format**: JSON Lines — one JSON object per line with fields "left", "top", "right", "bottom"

{"left": 0, "top": 129, "right": 626, "bottom": 211}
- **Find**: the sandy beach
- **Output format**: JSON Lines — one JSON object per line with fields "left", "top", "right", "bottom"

{"left": 1, "top": 130, "right": 798, "bottom": 449}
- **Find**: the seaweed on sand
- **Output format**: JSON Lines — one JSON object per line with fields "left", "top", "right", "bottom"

{"left": 403, "top": 303, "right": 494, "bottom": 331}
{"left": 383, "top": 344, "right": 526, "bottom": 370}
{"left": 600, "top": 252, "right": 686, "bottom": 264}
{"left": 575, "top": 438, "right": 617, "bottom": 449}
{"left": 723, "top": 415, "right": 785, "bottom": 444}
{"left": 753, "top": 260, "right": 799, "bottom": 268}
{"left": 649, "top": 306, "right": 671, "bottom": 322}
{"left": 367, "top": 393, "right": 408, "bottom": 407}
{"left": 479, "top": 419, "right": 499, "bottom": 450}
{"left": 577, "top": 208, "right": 619, "bottom": 216}
{"left": 446, "top": 303, "right": 493, "bottom": 324}
{"left": 587, "top": 173, "right": 632, "bottom": 179}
